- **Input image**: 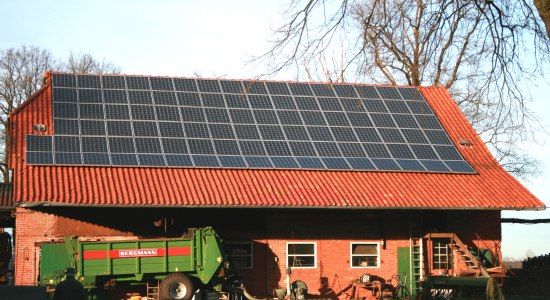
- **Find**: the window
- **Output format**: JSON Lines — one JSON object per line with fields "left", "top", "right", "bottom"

{"left": 433, "top": 239, "right": 451, "bottom": 270}
{"left": 287, "top": 242, "right": 316, "bottom": 268}
{"left": 351, "top": 243, "right": 379, "bottom": 268}
{"left": 225, "top": 242, "right": 253, "bottom": 269}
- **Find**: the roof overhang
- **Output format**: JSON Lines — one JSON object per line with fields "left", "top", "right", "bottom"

{"left": 15, "top": 201, "right": 545, "bottom": 211}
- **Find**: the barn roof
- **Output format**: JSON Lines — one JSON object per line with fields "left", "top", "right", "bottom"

{"left": 7, "top": 72, "right": 545, "bottom": 210}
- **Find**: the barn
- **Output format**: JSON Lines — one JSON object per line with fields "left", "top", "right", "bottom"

{"left": 6, "top": 72, "right": 545, "bottom": 298}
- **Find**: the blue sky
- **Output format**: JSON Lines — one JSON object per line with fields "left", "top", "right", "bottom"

{"left": 1, "top": 0, "right": 549, "bottom": 259}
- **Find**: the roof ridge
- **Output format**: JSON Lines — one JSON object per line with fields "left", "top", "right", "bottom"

{"left": 46, "top": 71, "right": 428, "bottom": 88}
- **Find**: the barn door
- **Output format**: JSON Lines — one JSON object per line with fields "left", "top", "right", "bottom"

{"left": 397, "top": 247, "right": 418, "bottom": 298}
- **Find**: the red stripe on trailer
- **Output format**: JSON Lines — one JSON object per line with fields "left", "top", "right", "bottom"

{"left": 82, "top": 247, "right": 191, "bottom": 260}
{"left": 82, "top": 250, "right": 109, "bottom": 260}
{"left": 168, "top": 247, "right": 191, "bottom": 256}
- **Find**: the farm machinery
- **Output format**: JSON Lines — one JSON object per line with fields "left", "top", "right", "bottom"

{"left": 39, "top": 227, "right": 235, "bottom": 300}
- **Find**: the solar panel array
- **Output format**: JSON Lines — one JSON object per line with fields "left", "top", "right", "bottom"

{"left": 25, "top": 73, "right": 475, "bottom": 173}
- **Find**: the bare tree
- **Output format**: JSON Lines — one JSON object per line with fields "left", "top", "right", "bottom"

{"left": 0, "top": 46, "right": 59, "bottom": 181}
{"left": 63, "top": 51, "right": 121, "bottom": 74}
{"left": 0, "top": 45, "right": 121, "bottom": 182}
{"left": 253, "top": 0, "right": 550, "bottom": 178}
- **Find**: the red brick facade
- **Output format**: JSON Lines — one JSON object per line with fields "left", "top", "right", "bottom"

{"left": 14, "top": 208, "right": 53, "bottom": 285}
{"left": 14, "top": 207, "right": 135, "bottom": 285}
{"left": 14, "top": 207, "right": 501, "bottom": 298}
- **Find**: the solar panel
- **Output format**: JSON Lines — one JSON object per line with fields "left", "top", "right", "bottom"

{"left": 166, "top": 154, "right": 193, "bottom": 167}
{"left": 108, "top": 120, "right": 132, "bottom": 136}
{"left": 318, "top": 97, "right": 342, "bottom": 111}
{"left": 209, "top": 124, "right": 235, "bottom": 139}
{"left": 133, "top": 121, "right": 159, "bottom": 137}
{"left": 277, "top": 111, "right": 303, "bottom": 125}
{"left": 290, "top": 141, "right": 317, "bottom": 156}
{"left": 111, "top": 153, "right": 138, "bottom": 166}
{"left": 193, "top": 155, "right": 220, "bottom": 167}
{"left": 27, "top": 135, "right": 53, "bottom": 152}
{"left": 301, "top": 111, "right": 325, "bottom": 125}
{"left": 254, "top": 110, "right": 278, "bottom": 124}
{"left": 55, "top": 152, "right": 82, "bottom": 165}
{"left": 156, "top": 106, "right": 180, "bottom": 121}
{"left": 82, "top": 137, "right": 108, "bottom": 152}
{"left": 150, "top": 77, "right": 174, "bottom": 91}
{"left": 249, "top": 95, "right": 272, "bottom": 109}
{"left": 181, "top": 107, "right": 206, "bottom": 122}
{"left": 188, "top": 139, "right": 214, "bottom": 154}
{"left": 376, "top": 86, "right": 401, "bottom": 99}
{"left": 347, "top": 157, "right": 375, "bottom": 170}
{"left": 219, "top": 156, "right": 247, "bottom": 168}
{"left": 109, "top": 137, "right": 135, "bottom": 153}
{"left": 396, "top": 159, "right": 425, "bottom": 171}
{"left": 79, "top": 89, "right": 102, "bottom": 103}
{"left": 202, "top": 93, "right": 225, "bottom": 107}
{"left": 53, "top": 88, "right": 77, "bottom": 102}
{"left": 341, "top": 99, "right": 364, "bottom": 112}
{"left": 54, "top": 119, "right": 80, "bottom": 135}
{"left": 54, "top": 136, "right": 80, "bottom": 152}
{"left": 331, "top": 127, "right": 356, "bottom": 142}
{"left": 53, "top": 103, "right": 78, "bottom": 118}
{"left": 174, "top": 78, "right": 197, "bottom": 92}
{"left": 83, "top": 153, "right": 110, "bottom": 165}
{"left": 245, "top": 156, "right": 272, "bottom": 168}
{"left": 272, "top": 96, "right": 296, "bottom": 109}
{"left": 308, "top": 127, "right": 333, "bottom": 141}
{"left": 28, "top": 73, "right": 476, "bottom": 173}
{"left": 103, "top": 76, "right": 125, "bottom": 89}
{"left": 138, "top": 154, "right": 165, "bottom": 166}
{"left": 104, "top": 89, "right": 127, "bottom": 103}
{"left": 235, "top": 125, "right": 261, "bottom": 140}
{"left": 239, "top": 141, "right": 266, "bottom": 155}
{"left": 297, "top": 157, "right": 325, "bottom": 169}
{"left": 371, "top": 158, "right": 400, "bottom": 170}
{"left": 126, "top": 76, "right": 149, "bottom": 90}
{"left": 80, "top": 104, "right": 104, "bottom": 119}
{"left": 271, "top": 157, "right": 300, "bottom": 169}
{"left": 283, "top": 126, "right": 309, "bottom": 140}
{"left": 322, "top": 157, "right": 350, "bottom": 169}
{"left": 355, "top": 128, "right": 381, "bottom": 143}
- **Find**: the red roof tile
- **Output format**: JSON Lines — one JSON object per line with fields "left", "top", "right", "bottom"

{"left": 0, "top": 183, "right": 13, "bottom": 209}
{"left": 7, "top": 74, "right": 545, "bottom": 210}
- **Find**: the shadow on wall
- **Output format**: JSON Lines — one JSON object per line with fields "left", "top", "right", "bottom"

{"left": 33, "top": 207, "right": 269, "bottom": 238}
{"left": 319, "top": 276, "right": 338, "bottom": 298}
{"left": 229, "top": 240, "right": 281, "bottom": 298}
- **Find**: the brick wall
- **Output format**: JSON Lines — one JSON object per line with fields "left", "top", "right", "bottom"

{"left": 237, "top": 238, "right": 414, "bottom": 297}
{"left": 14, "top": 208, "right": 56, "bottom": 285}
{"left": 14, "top": 207, "right": 502, "bottom": 299}
{"left": 228, "top": 210, "right": 502, "bottom": 298}
{"left": 14, "top": 207, "right": 136, "bottom": 285}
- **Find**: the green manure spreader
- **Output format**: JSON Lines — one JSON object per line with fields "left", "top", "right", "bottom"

{"left": 39, "top": 227, "right": 233, "bottom": 300}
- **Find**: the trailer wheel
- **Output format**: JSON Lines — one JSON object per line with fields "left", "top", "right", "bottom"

{"left": 160, "top": 273, "right": 194, "bottom": 300}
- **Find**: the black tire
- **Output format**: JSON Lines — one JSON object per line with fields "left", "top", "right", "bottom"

{"left": 159, "top": 273, "right": 194, "bottom": 300}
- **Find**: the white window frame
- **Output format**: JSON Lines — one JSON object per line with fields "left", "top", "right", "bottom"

{"left": 350, "top": 242, "right": 380, "bottom": 268}
{"left": 286, "top": 242, "right": 317, "bottom": 269}
{"left": 226, "top": 242, "right": 253, "bottom": 269}
{"left": 432, "top": 239, "right": 451, "bottom": 270}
